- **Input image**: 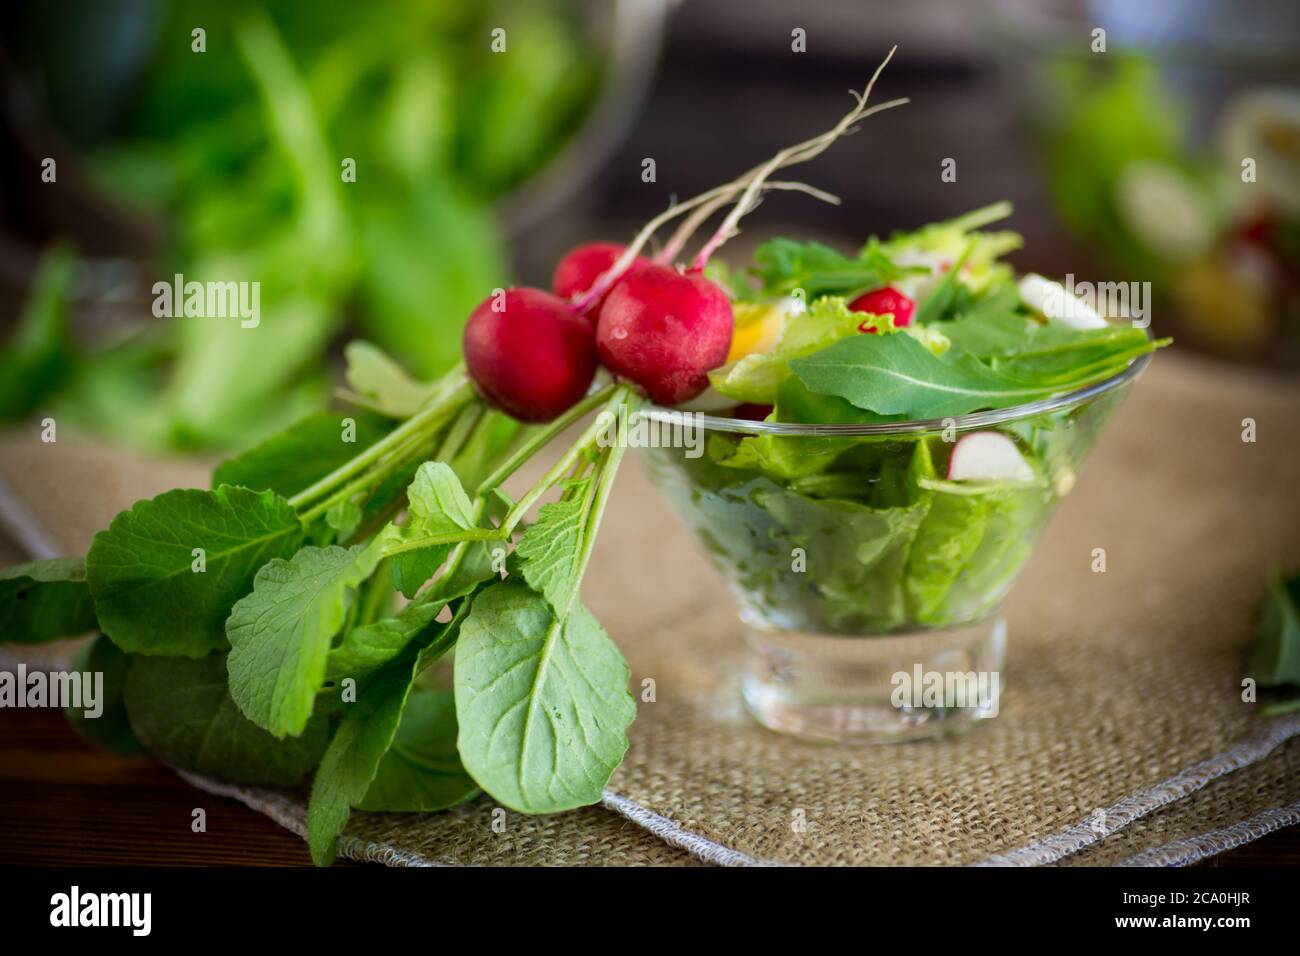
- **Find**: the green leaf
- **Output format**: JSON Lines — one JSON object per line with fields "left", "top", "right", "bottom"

{"left": 65, "top": 635, "right": 144, "bottom": 755}
{"left": 752, "top": 482, "right": 928, "bottom": 632}
{"left": 358, "top": 690, "right": 479, "bottom": 812}
{"left": 790, "top": 332, "right": 1059, "bottom": 418}
{"left": 226, "top": 544, "right": 378, "bottom": 738}
{"left": 0, "top": 558, "right": 98, "bottom": 644}
{"left": 124, "top": 653, "right": 328, "bottom": 786}
{"left": 941, "top": 298, "right": 1036, "bottom": 358}
{"left": 1252, "top": 572, "right": 1300, "bottom": 688}
{"left": 454, "top": 581, "right": 635, "bottom": 814}
{"left": 709, "top": 431, "right": 849, "bottom": 481}
{"left": 326, "top": 599, "right": 445, "bottom": 682}
{"left": 750, "top": 238, "right": 918, "bottom": 300}
{"left": 901, "top": 441, "right": 992, "bottom": 619}
{"left": 343, "top": 341, "right": 439, "bottom": 418}
{"left": 515, "top": 479, "right": 591, "bottom": 613}
{"left": 0, "top": 243, "right": 76, "bottom": 419}
{"left": 879, "top": 202, "right": 1021, "bottom": 293}
{"left": 710, "top": 297, "right": 866, "bottom": 404}
{"left": 87, "top": 486, "right": 305, "bottom": 657}
{"left": 212, "top": 410, "right": 392, "bottom": 497}
{"left": 383, "top": 462, "right": 480, "bottom": 598}
{"left": 911, "top": 241, "right": 975, "bottom": 326}
{"left": 307, "top": 656, "right": 417, "bottom": 866}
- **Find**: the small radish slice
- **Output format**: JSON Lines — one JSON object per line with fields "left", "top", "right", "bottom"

{"left": 1017, "top": 273, "right": 1107, "bottom": 330}
{"left": 947, "top": 432, "right": 1035, "bottom": 482}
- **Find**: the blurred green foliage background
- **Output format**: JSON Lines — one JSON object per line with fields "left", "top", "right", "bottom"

{"left": 1, "top": 0, "right": 603, "bottom": 449}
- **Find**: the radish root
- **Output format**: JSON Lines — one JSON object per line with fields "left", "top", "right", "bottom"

{"left": 572, "top": 47, "right": 907, "bottom": 314}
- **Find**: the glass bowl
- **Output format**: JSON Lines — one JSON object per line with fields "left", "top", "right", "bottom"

{"left": 637, "top": 353, "right": 1151, "bottom": 743}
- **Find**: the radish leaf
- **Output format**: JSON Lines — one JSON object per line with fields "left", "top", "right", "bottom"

{"left": 87, "top": 486, "right": 304, "bottom": 658}
{"left": 307, "top": 654, "right": 418, "bottom": 866}
{"left": 454, "top": 581, "right": 633, "bottom": 814}
{"left": 1252, "top": 572, "right": 1300, "bottom": 688}
{"left": 358, "top": 690, "right": 478, "bottom": 812}
{"left": 227, "top": 544, "right": 377, "bottom": 738}
{"left": 384, "top": 462, "right": 478, "bottom": 598}
{"left": 213, "top": 410, "right": 392, "bottom": 497}
{"left": 65, "top": 635, "right": 143, "bottom": 755}
{"left": 124, "top": 653, "right": 328, "bottom": 786}
{"left": 515, "top": 478, "right": 591, "bottom": 613}
{"left": 343, "top": 341, "right": 440, "bottom": 418}
{"left": 0, "top": 557, "right": 98, "bottom": 644}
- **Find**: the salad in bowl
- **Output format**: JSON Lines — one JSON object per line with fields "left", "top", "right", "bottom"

{"left": 641, "top": 202, "right": 1167, "bottom": 739}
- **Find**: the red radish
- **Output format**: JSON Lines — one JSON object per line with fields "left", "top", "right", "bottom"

{"left": 849, "top": 286, "right": 914, "bottom": 332}
{"left": 596, "top": 263, "right": 734, "bottom": 406}
{"left": 947, "top": 432, "right": 1034, "bottom": 482}
{"left": 463, "top": 287, "right": 597, "bottom": 423}
{"left": 552, "top": 242, "right": 651, "bottom": 319}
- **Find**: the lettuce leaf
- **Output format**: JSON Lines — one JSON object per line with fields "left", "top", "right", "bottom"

{"left": 710, "top": 297, "right": 871, "bottom": 404}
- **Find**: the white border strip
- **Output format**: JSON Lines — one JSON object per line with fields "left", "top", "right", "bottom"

{"left": 601, "top": 790, "right": 783, "bottom": 866}
{"left": 1118, "top": 798, "right": 1300, "bottom": 867}
{"left": 975, "top": 713, "right": 1300, "bottom": 866}
{"left": 179, "top": 771, "right": 444, "bottom": 867}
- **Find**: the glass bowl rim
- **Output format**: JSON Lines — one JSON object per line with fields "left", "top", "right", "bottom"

{"left": 638, "top": 352, "right": 1153, "bottom": 437}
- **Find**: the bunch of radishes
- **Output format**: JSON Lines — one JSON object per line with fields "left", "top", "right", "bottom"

{"left": 463, "top": 242, "right": 733, "bottom": 419}
{"left": 462, "top": 49, "right": 910, "bottom": 424}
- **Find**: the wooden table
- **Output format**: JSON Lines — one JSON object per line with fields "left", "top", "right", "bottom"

{"left": 0, "top": 706, "right": 1295, "bottom": 866}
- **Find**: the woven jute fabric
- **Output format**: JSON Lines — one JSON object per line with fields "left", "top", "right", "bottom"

{"left": 3, "top": 353, "right": 1298, "bottom": 865}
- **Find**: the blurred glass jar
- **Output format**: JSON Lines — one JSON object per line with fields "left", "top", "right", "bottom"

{"left": 990, "top": 0, "right": 1300, "bottom": 366}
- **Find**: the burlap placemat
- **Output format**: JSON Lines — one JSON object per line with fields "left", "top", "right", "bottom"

{"left": 4, "top": 353, "right": 1298, "bottom": 865}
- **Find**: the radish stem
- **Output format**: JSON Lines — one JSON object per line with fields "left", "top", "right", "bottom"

{"left": 691, "top": 47, "right": 906, "bottom": 269}
{"left": 288, "top": 374, "right": 474, "bottom": 512}
{"left": 655, "top": 181, "right": 841, "bottom": 265}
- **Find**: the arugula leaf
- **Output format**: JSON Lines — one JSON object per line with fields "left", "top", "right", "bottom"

{"left": 383, "top": 462, "right": 480, "bottom": 598}
{"left": 1252, "top": 572, "right": 1300, "bottom": 688}
{"left": 790, "top": 332, "right": 1056, "bottom": 418}
{"left": 212, "top": 410, "right": 392, "bottom": 497}
{"left": 941, "top": 295, "right": 1036, "bottom": 357}
{"left": 357, "top": 689, "right": 479, "bottom": 812}
{"left": 343, "top": 341, "right": 439, "bottom": 418}
{"left": 226, "top": 544, "right": 378, "bottom": 738}
{"left": 0, "top": 558, "right": 98, "bottom": 644}
{"left": 751, "top": 237, "right": 919, "bottom": 300}
{"left": 710, "top": 297, "right": 866, "bottom": 404}
{"left": 307, "top": 655, "right": 418, "bottom": 866}
{"left": 454, "top": 581, "right": 634, "bottom": 813}
{"left": 515, "top": 478, "right": 592, "bottom": 613}
{"left": 124, "top": 653, "right": 328, "bottom": 786}
{"left": 65, "top": 634, "right": 143, "bottom": 755}
{"left": 910, "top": 242, "right": 975, "bottom": 326}
{"left": 87, "top": 486, "right": 304, "bottom": 657}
